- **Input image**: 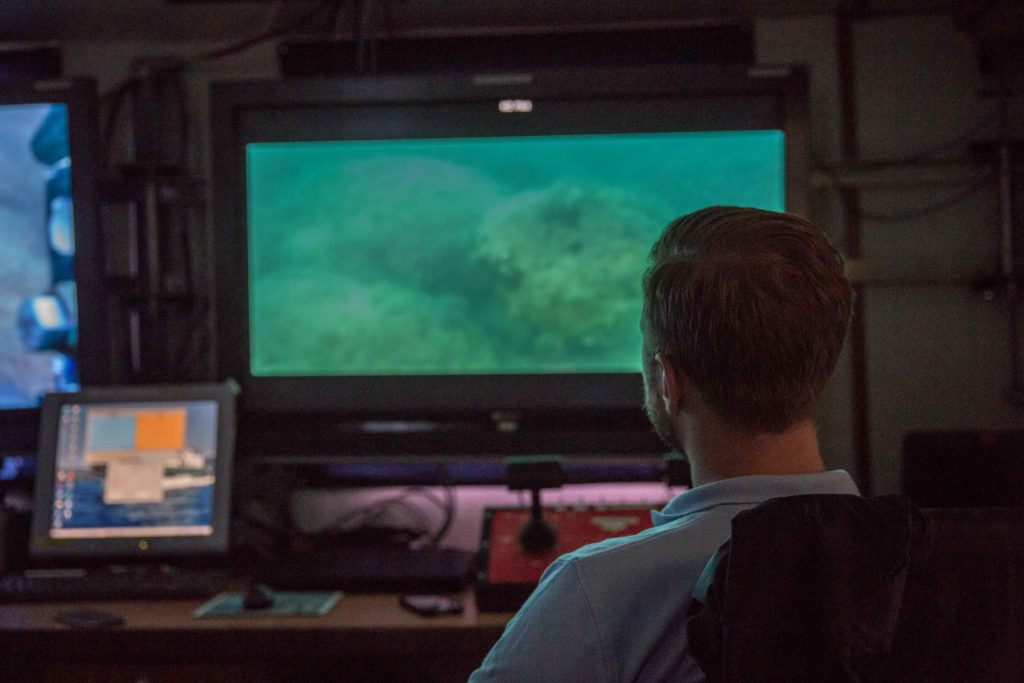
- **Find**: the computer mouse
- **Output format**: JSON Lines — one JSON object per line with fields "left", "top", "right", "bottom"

{"left": 242, "top": 582, "right": 275, "bottom": 610}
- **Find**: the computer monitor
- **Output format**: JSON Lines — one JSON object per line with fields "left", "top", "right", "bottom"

{"left": 28, "top": 382, "right": 237, "bottom": 563}
{"left": 0, "top": 78, "right": 108, "bottom": 459}
{"left": 210, "top": 64, "right": 809, "bottom": 459}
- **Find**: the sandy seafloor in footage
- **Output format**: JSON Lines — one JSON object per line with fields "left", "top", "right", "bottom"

{"left": 246, "top": 131, "right": 785, "bottom": 378}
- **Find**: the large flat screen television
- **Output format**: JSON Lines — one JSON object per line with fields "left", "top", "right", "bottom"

{"left": 0, "top": 78, "right": 108, "bottom": 460}
{"left": 210, "top": 65, "right": 809, "bottom": 459}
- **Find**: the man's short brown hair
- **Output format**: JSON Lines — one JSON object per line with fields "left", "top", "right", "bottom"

{"left": 641, "top": 206, "right": 854, "bottom": 433}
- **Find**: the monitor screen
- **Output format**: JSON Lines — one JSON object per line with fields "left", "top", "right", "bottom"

{"left": 211, "top": 65, "right": 808, "bottom": 457}
{"left": 0, "top": 79, "right": 106, "bottom": 457}
{"left": 246, "top": 130, "right": 784, "bottom": 378}
{"left": 29, "top": 383, "right": 237, "bottom": 562}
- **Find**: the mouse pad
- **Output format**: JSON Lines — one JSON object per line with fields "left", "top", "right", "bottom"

{"left": 193, "top": 591, "right": 342, "bottom": 618}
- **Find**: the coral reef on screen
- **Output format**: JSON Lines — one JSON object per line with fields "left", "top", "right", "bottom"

{"left": 474, "top": 180, "right": 662, "bottom": 362}
{"left": 245, "top": 132, "right": 783, "bottom": 376}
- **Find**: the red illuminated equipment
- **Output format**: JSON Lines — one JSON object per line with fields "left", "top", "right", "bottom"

{"left": 476, "top": 505, "right": 656, "bottom": 612}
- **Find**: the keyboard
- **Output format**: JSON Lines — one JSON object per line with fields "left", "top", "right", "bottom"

{"left": 0, "top": 567, "right": 229, "bottom": 602}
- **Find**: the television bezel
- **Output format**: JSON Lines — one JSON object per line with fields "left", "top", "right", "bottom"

{"left": 210, "top": 64, "right": 809, "bottom": 454}
{"left": 0, "top": 78, "right": 109, "bottom": 458}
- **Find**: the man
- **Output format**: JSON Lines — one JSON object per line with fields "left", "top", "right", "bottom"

{"left": 469, "top": 206, "right": 859, "bottom": 682}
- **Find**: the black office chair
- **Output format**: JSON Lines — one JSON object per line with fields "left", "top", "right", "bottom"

{"left": 685, "top": 494, "right": 1024, "bottom": 682}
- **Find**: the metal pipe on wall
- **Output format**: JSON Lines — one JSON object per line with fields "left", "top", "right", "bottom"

{"left": 998, "top": 138, "right": 1024, "bottom": 405}
{"left": 837, "top": 7, "right": 874, "bottom": 495}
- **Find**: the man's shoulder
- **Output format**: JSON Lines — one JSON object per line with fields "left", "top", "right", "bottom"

{"left": 555, "top": 507, "right": 730, "bottom": 577}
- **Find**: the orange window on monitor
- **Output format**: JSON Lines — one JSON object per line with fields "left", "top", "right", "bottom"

{"left": 134, "top": 409, "right": 187, "bottom": 450}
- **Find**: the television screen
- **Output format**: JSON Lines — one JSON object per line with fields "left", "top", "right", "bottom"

{"left": 0, "top": 79, "right": 106, "bottom": 458}
{"left": 0, "top": 102, "right": 77, "bottom": 407}
{"left": 212, "top": 65, "right": 808, "bottom": 457}
{"left": 246, "top": 131, "right": 784, "bottom": 379}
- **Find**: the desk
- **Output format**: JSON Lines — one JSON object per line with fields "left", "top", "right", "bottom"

{"left": 0, "top": 588, "right": 512, "bottom": 682}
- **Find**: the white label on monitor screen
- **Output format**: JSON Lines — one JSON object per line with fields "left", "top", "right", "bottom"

{"left": 498, "top": 99, "right": 533, "bottom": 113}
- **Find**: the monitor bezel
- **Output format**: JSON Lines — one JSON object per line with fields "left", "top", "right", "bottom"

{"left": 28, "top": 382, "right": 237, "bottom": 563}
{"left": 210, "top": 65, "right": 809, "bottom": 451}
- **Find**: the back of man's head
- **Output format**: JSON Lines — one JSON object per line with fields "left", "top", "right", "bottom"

{"left": 641, "top": 206, "right": 854, "bottom": 434}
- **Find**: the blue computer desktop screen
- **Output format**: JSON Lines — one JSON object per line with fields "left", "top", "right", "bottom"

{"left": 47, "top": 400, "right": 220, "bottom": 539}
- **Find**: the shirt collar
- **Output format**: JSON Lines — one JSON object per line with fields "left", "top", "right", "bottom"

{"left": 652, "top": 470, "right": 861, "bottom": 526}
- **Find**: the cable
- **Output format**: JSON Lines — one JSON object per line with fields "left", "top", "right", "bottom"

{"left": 329, "top": 495, "right": 430, "bottom": 541}
{"left": 186, "top": 0, "right": 342, "bottom": 66}
{"left": 868, "top": 103, "right": 1001, "bottom": 169}
{"left": 812, "top": 101, "right": 1003, "bottom": 224}
{"left": 814, "top": 101, "right": 1003, "bottom": 185}
{"left": 171, "top": 295, "right": 212, "bottom": 380}
{"left": 432, "top": 485, "right": 456, "bottom": 545}
{"left": 96, "top": 3, "right": 346, "bottom": 382}
{"left": 97, "top": 0, "right": 340, "bottom": 93}
{"left": 321, "top": 486, "right": 457, "bottom": 546}
{"left": 100, "top": 78, "right": 141, "bottom": 166}
{"left": 850, "top": 169, "right": 996, "bottom": 223}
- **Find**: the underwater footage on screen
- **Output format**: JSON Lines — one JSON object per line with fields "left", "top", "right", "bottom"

{"left": 245, "top": 131, "right": 785, "bottom": 377}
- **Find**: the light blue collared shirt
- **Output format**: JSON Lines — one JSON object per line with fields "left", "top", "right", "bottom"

{"left": 470, "top": 470, "right": 861, "bottom": 683}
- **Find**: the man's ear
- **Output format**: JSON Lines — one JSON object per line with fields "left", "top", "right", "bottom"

{"left": 655, "top": 353, "right": 683, "bottom": 415}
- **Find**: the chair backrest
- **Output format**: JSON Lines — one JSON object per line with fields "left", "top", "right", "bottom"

{"left": 686, "top": 495, "right": 1024, "bottom": 682}
{"left": 918, "top": 506, "right": 1024, "bottom": 679}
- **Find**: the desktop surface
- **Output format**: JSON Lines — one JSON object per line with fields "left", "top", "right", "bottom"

{"left": 0, "top": 584, "right": 510, "bottom": 682}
